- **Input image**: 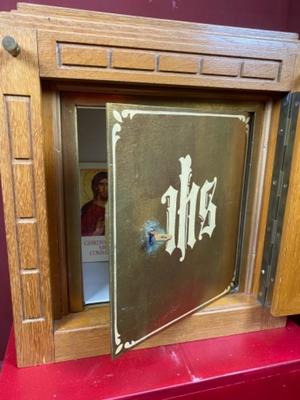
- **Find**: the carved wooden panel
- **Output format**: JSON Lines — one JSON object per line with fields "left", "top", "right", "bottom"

{"left": 159, "top": 54, "right": 199, "bottom": 74}
{"left": 60, "top": 45, "right": 108, "bottom": 68}
{"left": 241, "top": 60, "right": 279, "bottom": 80}
{"left": 37, "top": 31, "right": 296, "bottom": 91}
{"left": 13, "top": 163, "right": 35, "bottom": 218}
{"left": 58, "top": 42, "right": 282, "bottom": 82}
{"left": 21, "top": 271, "right": 43, "bottom": 319}
{"left": 17, "top": 221, "right": 39, "bottom": 269}
{"left": 0, "top": 25, "right": 54, "bottom": 366}
{"left": 6, "top": 97, "right": 32, "bottom": 159}
{"left": 201, "top": 57, "right": 241, "bottom": 77}
{"left": 112, "top": 49, "right": 156, "bottom": 71}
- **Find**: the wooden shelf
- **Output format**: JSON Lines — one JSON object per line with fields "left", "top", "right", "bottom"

{"left": 54, "top": 293, "right": 286, "bottom": 362}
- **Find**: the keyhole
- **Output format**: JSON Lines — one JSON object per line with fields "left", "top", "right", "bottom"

{"left": 148, "top": 230, "right": 155, "bottom": 246}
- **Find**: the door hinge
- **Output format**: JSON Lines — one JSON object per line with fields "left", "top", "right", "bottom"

{"left": 258, "top": 94, "right": 300, "bottom": 307}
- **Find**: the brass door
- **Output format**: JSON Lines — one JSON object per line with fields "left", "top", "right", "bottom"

{"left": 107, "top": 103, "right": 251, "bottom": 356}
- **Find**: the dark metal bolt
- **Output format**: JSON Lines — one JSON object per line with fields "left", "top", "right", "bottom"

{"left": 2, "top": 36, "right": 20, "bottom": 57}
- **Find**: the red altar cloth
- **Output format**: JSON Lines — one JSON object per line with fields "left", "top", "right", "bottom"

{"left": 1, "top": 321, "right": 300, "bottom": 399}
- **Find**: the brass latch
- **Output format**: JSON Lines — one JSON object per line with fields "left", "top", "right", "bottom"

{"left": 149, "top": 230, "right": 172, "bottom": 244}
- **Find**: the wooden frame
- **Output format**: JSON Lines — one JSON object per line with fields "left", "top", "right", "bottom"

{"left": 1, "top": 3, "right": 300, "bottom": 367}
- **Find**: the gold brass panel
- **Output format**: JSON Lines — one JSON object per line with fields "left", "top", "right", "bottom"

{"left": 107, "top": 103, "right": 250, "bottom": 356}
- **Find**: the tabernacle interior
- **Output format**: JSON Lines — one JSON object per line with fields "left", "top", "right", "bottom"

{"left": 77, "top": 107, "right": 110, "bottom": 305}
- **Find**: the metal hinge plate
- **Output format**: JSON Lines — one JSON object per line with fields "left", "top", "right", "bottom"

{"left": 258, "top": 93, "right": 300, "bottom": 306}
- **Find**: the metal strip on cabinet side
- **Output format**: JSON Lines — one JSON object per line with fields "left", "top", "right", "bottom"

{"left": 258, "top": 93, "right": 300, "bottom": 306}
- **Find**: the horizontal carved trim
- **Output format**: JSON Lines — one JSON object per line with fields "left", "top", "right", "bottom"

{"left": 112, "top": 49, "right": 156, "bottom": 71}
{"left": 17, "top": 221, "right": 38, "bottom": 269}
{"left": 201, "top": 57, "right": 241, "bottom": 77}
{"left": 60, "top": 44, "right": 108, "bottom": 68}
{"left": 13, "top": 164, "right": 35, "bottom": 218}
{"left": 5, "top": 96, "right": 32, "bottom": 160}
{"left": 241, "top": 60, "right": 279, "bottom": 80}
{"left": 21, "top": 272, "right": 43, "bottom": 319}
{"left": 159, "top": 54, "right": 199, "bottom": 74}
{"left": 37, "top": 27, "right": 296, "bottom": 91}
{"left": 55, "top": 42, "right": 282, "bottom": 84}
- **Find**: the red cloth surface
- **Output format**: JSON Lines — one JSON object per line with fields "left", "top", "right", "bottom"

{"left": 1, "top": 321, "right": 300, "bottom": 399}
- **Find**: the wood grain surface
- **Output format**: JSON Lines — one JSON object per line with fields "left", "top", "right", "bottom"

{"left": 37, "top": 30, "right": 295, "bottom": 91}
{"left": 14, "top": 2, "right": 300, "bottom": 40}
{"left": 54, "top": 294, "right": 286, "bottom": 362}
{"left": 41, "top": 88, "right": 69, "bottom": 320}
{"left": 17, "top": 221, "right": 38, "bottom": 270}
{"left": 0, "top": 4, "right": 296, "bottom": 92}
{"left": 272, "top": 109, "right": 300, "bottom": 316}
{"left": 0, "top": 24, "right": 54, "bottom": 366}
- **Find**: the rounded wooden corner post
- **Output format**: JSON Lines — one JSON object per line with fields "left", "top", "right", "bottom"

{"left": 0, "top": 24, "right": 54, "bottom": 366}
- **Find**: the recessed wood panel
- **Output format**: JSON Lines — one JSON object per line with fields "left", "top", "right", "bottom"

{"left": 201, "top": 57, "right": 241, "bottom": 77}
{"left": 242, "top": 60, "right": 279, "bottom": 80}
{"left": 13, "top": 163, "right": 35, "bottom": 218}
{"left": 159, "top": 54, "right": 199, "bottom": 74}
{"left": 60, "top": 44, "right": 108, "bottom": 67}
{"left": 6, "top": 96, "right": 32, "bottom": 159}
{"left": 37, "top": 29, "right": 296, "bottom": 91}
{"left": 21, "top": 272, "right": 43, "bottom": 319}
{"left": 17, "top": 222, "right": 38, "bottom": 269}
{"left": 112, "top": 49, "right": 156, "bottom": 71}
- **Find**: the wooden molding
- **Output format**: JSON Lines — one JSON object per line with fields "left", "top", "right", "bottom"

{"left": 36, "top": 31, "right": 295, "bottom": 91}
{"left": 0, "top": 24, "right": 54, "bottom": 366}
{"left": 0, "top": 5, "right": 296, "bottom": 91}
{"left": 54, "top": 294, "right": 286, "bottom": 362}
{"left": 14, "top": 3, "right": 300, "bottom": 41}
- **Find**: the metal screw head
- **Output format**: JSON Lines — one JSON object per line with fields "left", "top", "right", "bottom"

{"left": 2, "top": 35, "right": 20, "bottom": 57}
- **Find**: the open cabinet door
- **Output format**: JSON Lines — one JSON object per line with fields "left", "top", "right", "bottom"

{"left": 269, "top": 94, "right": 300, "bottom": 316}
{"left": 107, "top": 103, "right": 250, "bottom": 356}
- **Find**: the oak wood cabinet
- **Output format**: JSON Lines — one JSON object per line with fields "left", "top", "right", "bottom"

{"left": 1, "top": 3, "right": 300, "bottom": 367}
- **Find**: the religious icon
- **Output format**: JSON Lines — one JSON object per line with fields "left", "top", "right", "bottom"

{"left": 79, "top": 164, "right": 108, "bottom": 262}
